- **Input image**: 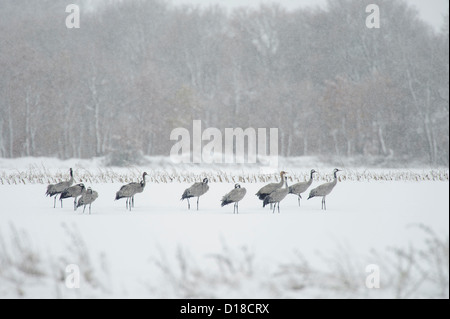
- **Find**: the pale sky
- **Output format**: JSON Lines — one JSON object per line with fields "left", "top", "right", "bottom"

{"left": 170, "top": 0, "right": 449, "bottom": 31}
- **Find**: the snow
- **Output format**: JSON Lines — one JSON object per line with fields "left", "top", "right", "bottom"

{"left": 0, "top": 163, "right": 448, "bottom": 298}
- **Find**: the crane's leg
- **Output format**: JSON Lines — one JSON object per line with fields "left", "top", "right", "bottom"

{"left": 236, "top": 202, "right": 239, "bottom": 214}
{"left": 197, "top": 197, "right": 199, "bottom": 211}
{"left": 272, "top": 203, "right": 276, "bottom": 214}
{"left": 187, "top": 198, "right": 190, "bottom": 210}
{"left": 83, "top": 205, "right": 86, "bottom": 214}
{"left": 278, "top": 202, "right": 280, "bottom": 214}
{"left": 322, "top": 197, "right": 326, "bottom": 210}
{"left": 89, "top": 204, "right": 92, "bottom": 215}
{"left": 126, "top": 198, "right": 129, "bottom": 210}
{"left": 132, "top": 196, "right": 135, "bottom": 208}
{"left": 73, "top": 198, "right": 77, "bottom": 211}
{"left": 54, "top": 196, "right": 57, "bottom": 208}
{"left": 298, "top": 195, "right": 301, "bottom": 207}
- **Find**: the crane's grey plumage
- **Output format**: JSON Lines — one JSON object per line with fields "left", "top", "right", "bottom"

{"left": 263, "top": 175, "right": 289, "bottom": 213}
{"left": 289, "top": 169, "right": 317, "bottom": 206}
{"left": 115, "top": 172, "right": 148, "bottom": 211}
{"left": 46, "top": 168, "right": 74, "bottom": 208}
{"left": 77, "top": 187, "right": 99, "bottom": 214}
{"left": 256, "top": 171, "right": 288, "bottom": 204}
{"left": 221, "top": 184, "right": 247, "bottom": 214}
{"left": 181, "top": 178, "right": 209, "bottom": 210}
{"left": 308, "top": 168, "right": 341, "bottom": 210}
{"left": 60, "top": 183, "right": 86, "bottom": 211}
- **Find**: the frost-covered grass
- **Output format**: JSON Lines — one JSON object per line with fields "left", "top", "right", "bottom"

{"left": 151, "top": 224, "right": 449, "bottom": 299}
{"left": 0, "top": 164, "right": 448, "bottom": 185}
{"left": 0, "top": 224, "right": 447, "bottom": 299}
{"left": 0, "top": 223, "right": 109, "bottom": 298}
{"left": 0, "top": 156, "right": 448, "bottom": 185}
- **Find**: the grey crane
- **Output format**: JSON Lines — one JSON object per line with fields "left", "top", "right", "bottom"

{"left": 46, "top": 168, "right": 74, "bottom": 208}
{"left": 221, "top": 184, "right": 247, "bottom": 214}
{"left": 76, "top": 187, "right": 99, "bottom": 214}
{"left": 60, "top": 183, "right": 86, "bottom": 211}
{"left": 307, "top": 168, "right": 341, "bottom": 210}
{"left": 289, "top": 169, "right": 317, "bottom": 206}
{"left": 115, "top": 172, "right": 148, "bottom": 211}
{"left": 181, "top": 178, "right": 209, "bottom": 210}
{"left": 263, "top": 175, "right": 289, "bottom": 213}
{"left": 256, "top": 171, "right": 288, "bottom": 206}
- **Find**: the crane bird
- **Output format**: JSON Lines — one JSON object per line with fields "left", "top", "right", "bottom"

{"left": 115, "top": 172, "right": 148, "bottom": 211}
{"left": 221, "top": 184, "right": 247, "bottom": 214}
{"left": 60, "top": 183, "right": 86, "bottom": 211}
{"left": 263, "top": 174, "right": 289, "bottom": 213}
{"left": 45, "top": 168, "right": 74, "bottom": 208}
{"left": 307, "top": 168, "right": 341, "bottom": 210}
{"left": 289, "top": 169, "right": 317, "bottom": 206}
{"left": 256, "top": 171, "right": 288, "bottom": 207}
{"left": 181, "top": 178, "right": 209, "bottom": 210}
{"left": 76, "top": 187, "right": 99, "bottom": 214}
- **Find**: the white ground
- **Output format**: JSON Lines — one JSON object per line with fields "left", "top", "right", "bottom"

{"left": 0, "top": 171, "right": 448, "bottom": 298}
{"left": 0, "top": 159, "right": 449, "bottom": 298}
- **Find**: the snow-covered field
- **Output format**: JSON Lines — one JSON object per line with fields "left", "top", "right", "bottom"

{"left": 0, "top": 158, "right": 448, "bottom": 299}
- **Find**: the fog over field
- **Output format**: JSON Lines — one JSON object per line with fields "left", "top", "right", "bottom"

{"left": 0, "top": 0, "right": 448, "bottom": 300}
{"left": 0, "top": 0, "right": 448, "bottom": 165}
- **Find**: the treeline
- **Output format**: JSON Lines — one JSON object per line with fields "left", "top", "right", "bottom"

{"left": 0, "top": 0, "right": 448, "bottom": 165}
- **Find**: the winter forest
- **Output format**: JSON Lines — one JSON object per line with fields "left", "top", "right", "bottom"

{"left": 0, "top": 0, "right": 448, "bottom": 165}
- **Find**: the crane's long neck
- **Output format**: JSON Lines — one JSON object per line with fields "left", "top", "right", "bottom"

{"left": 278, "top": 174, "right": 285, "bottom": 187}
{"left": 141, "top": 174, "right": 146, "bottom": 187}
{"left": 69, "top": 170, "right": 74, "bottom": 184}
{"left": 284, "top": 178, "right": 289, "bottom": 189}
{"left": 331, "top": 172, "right": 338, "bottom": 186}
{"left": 307, "top": 172, "right": 314, "bottom": 186}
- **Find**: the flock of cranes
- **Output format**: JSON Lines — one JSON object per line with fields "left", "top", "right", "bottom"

{"left": 46, "top": 168, "right": 341, "bottom": 214}
{"left": 46, "top": 170, "right": 98, "bottom": 214}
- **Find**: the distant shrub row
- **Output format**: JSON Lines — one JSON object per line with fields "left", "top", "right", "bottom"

{"left": 0, "top": 168, "right": 448, "bottom": 185}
